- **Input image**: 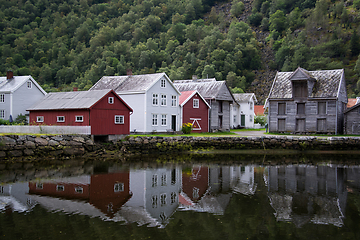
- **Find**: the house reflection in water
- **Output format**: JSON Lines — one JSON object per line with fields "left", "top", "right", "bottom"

{"left": 29, "top": 168, "right": 132, "bottom": 220}
{"left": 0, "top": 182, "right": 36, "bottom": 214}
{"left": 265, "top": 165, "right": 348, "bottom": 227}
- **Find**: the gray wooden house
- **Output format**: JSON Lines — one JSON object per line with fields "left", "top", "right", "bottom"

{"left": 265, "top": 67, "right": 347, "bottom": 134}
{"left": 344, "top": 99, "right": 360, "bottom": 134}
{"left": 173, "top": 78, "right": 235, "bottom": 132}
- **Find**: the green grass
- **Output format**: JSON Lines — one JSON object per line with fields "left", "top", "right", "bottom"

{"left": 231, "top": 128, "right": 265, "bottom": 132}
{"left": 131, "top": 131, "right": 237, "bottom": 138}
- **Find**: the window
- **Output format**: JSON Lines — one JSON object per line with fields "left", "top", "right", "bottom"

{"left": 278, "top": 103, "right": 286, "bottom": 115}
{"left": 57, "top": 116, "right": 65, "bottom": 122}
{"left": 297, "top": 103, "right": 305, "bottom": 115}
{"left": 317, "top": 118, "right": 326, "bottom": 132}
{"left": 318, "top": 102, "right": 326, "bottom": 115}
{"left": 108, "top": 97, "right": 114, "bottom": 104}
{"left": 0, "top": 94, "right": 4, "bottom": 103}
{"left": 0, "top": 110, "right": 4, "bottom": 119}
{"left": 250, "top": 102, "right": 253, "bottom": 110}
{"left": 161, "top": 114, "right": 167, "bottom": 126}
{"left": 27, "top": 81, "right": 32, "bottom": 89}
{"left": 114, "top": 183, "right": 124, "bottom": 192}
{"left": 75, "top": 186, "right": 83, "bottom": 193}
{"left": 161, "top": 94, "right": 167, "bottom": 106}
{"left": 278, "top": 119, "right": 285, "bottom": 131}
{"left": 296, "top": 118, "right": 305, "bottom": 132}
{"left": 161, "top": 79, "right": 166, "bottom": 88}
{"left": 152, "top": 174, "right": 158, "bottom": 187}
{"left": 250, "top": 115, "right": 253, "bottom": 122}
{"left": 36, "top": 183, "right": 43, "bottom": 189}
{"left": 115, "top": 115, "right": 124, "bottom": 124}
{"left": 193, "top": 187, "right": 199, "bottom": 199}
{"left": 160, "top": 193, "right": 167, "bottom": 206}
{"left": 56, "top": 185, "right": 64, "bottom": 191}
{"left": 171, "top": 169, "right": 176, "bottom": 185}
{"left": 152, "top": 94, "right": 158, "bottom": 106}
{"left": 152, "top": 195, "right": 158, "bottom": 208}
{"left": 193, "top": 99, "right": 199, "bottom": 108}
{"left": 36, "top": 116, "right": 44, "bottom": 122}
{"left": 293, "top": 81, "right": 307, "bottom": 98}
{"left": 75, "top": 116, "right": 83, "bottom": 122}
{"left": 161, "top": 173, "right": 167, "bottom": 186}
{"left": 152, "top": 114, "right": 158, "bottom": 126}
{"left": 218, "top": 101, "right": 223, "bottom": 113}
{"left": 171, "top": 95, "right": 177, "bottom": 107}
{"left": 171, "top": 192, "right": 177, "bottom": 204}
{"left": 233, "top": 115, "right": 236, "bottom": 123}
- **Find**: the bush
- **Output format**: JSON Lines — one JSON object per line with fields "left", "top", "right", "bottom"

{"left": 14, "top": 114, "right": 28, "bottom": 125}
{"left": 182, "top": 123, "right": 193, "bottom": 134}
{"left": 254, "top": 115, "right": 267, "bottom": 126}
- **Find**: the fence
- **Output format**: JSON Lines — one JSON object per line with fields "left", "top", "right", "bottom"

{"left": 0, "top": 125, "right": 91, "bottom": 135}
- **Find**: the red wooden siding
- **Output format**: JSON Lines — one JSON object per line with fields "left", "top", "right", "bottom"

{"left": 29, "top": 182, "right": 90, "bottom": 200}
{"left": 29, "top": 109, "right": 90, "bottom": 126}
{"left": 182, "top": 166, "right": 209, "bottom": 202}
{"left": 182, "top": 93, "right": 209, "bottom": 132}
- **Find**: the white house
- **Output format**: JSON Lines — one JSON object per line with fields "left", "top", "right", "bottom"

{"left": 231, "top": 93, "right": 257, "bottom": 128}
{"left": 90, "top": 73, "right": 181, "bottom": 133}
{"left": 0, "top": 71, "right": 47, "bottom": 123}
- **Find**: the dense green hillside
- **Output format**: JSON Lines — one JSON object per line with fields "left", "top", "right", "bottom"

{"left": 1, "top": 0, "right": 360, "bottom": 102}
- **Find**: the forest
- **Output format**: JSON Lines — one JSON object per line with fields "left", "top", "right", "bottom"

{"left": 1, "top": 0, "right": 360, "bottom": 101}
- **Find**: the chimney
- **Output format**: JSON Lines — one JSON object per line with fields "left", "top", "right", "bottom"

{"left": 6, "top": 70, "right": 13, "bottom": 80}
{"left": 127, "top": 69, "right": 133, "bottom": 76}
{"left": 73, "top": 87, "right": 78, "bottom": 91}
{"left": 192, "top": 75, "right": 197, "bottom": 81}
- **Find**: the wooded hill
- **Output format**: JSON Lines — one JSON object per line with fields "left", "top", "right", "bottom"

{"left": 1, "top": 0, "right": 360, "bottom": 103}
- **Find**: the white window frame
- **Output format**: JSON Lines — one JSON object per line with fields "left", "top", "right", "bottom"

{"left": 27, "top": 81, "right": 32, "bottom": 89}
{"left": 0, "top": 110, "right": 5, "bottom": 119}
{"left": 108, "top": 97, "right": 114, "bottom": 104}
{"left": 193, "top": 99, "right": 199, "bottom": 108}
{"left": 0, "top": 94, "right": 4, "bottom": 103}
{"left": 161, "top": 114, "right": 167, "bottom": 126}
{"left": 57, "top": 116, "right": 65, "bottom": 122}
{"left": 56, "top": 185, "right": 64, "bottom": 191}
{"left": 152, "top": 174, "right": 158, "bottom": 187}
{"left": 75, "top": 115, "right": 83, "bottom": 122}
{"left": 152, "top": 195, "right": 158, "bottom": 208}
{"left": 36, "top": 183, "right": 43, "bottom": 189}
{"left": 114, "top": 183, "right": 124, "bottom": 192}
{"left": 161, "top": 173, "right": 167, "bottom": 186}
{"left": 152, "top": 114, "right": 158, "bottom": 126}
{"left": 161, "top": 79, "right": 166, "bottom": 88}
{"left": 152, "top": 93, "right": 158, "bottom": 106}
{"left": 75, "top": 186, "right": 83, "bottom": 193}
{"left": 160, "top": 193, "right": 167, "bottom": 206}
{"left": 161, "top": 94, "right": 167, "bottom": 106}
{"left": 115, "top": 115, "right": 124, "bottom": 124}
{"left": 171, "top": 192, "right": 177, "bottom": 204}
{"left": 171, "top": 95, "right": 177, "bottom": 107}
{"left": 37, "top": 116, "right": 44, "bottom": 123}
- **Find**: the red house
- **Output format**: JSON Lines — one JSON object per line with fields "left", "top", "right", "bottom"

{"left": 27, "top": 89, "right": 133, "bottom": 135}
{"left": 179, "top": 90, "right": 210, "bottom": 133}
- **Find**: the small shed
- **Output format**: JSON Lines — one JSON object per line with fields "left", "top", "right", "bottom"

{"left": 179, "top": 90, "right": 210, "bottom": 133}
{"left": 344, "top": 103, "right": 360, "bottom": 134}
{"left": 27, "top": 89, "right": 133, "bottom": 136}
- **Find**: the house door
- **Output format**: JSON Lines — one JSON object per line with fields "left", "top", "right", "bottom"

{"left": 171, "top": 115, "right": 176, "bottom": 131}
{"left": 218, "top": 116, "right": 223, "bottom": 128}
{"left": 296, "top": 118, "right": 305, "bottom": 132}
{"left": 241, "top": 115, "right": 245, "bottom": 127}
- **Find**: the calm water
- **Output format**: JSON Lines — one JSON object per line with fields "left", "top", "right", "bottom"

{"left": 1, "top": 152, "right": 360, "bottom": 240}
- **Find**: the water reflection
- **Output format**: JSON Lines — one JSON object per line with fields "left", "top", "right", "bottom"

{"left": 1, "top": 162, "right": 360, "bottom": 230}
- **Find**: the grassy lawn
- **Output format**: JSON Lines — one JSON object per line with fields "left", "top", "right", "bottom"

{"left": 231, "top": 128, "right": 265, "bottom": 132}
{"left": 131, "top": 131, "right": 238, "bottom": 138}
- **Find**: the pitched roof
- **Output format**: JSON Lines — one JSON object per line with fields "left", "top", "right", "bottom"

{"left": 179, "top": 90, "right": 211, "bottom": 108}
{"left": 233, "top": 93, "right": 257, "bottom": 102}
{"left": 347, "top": 98, "right": 358, "bottom": 108}
{"left": 268, "top": 68, "right": 345, "bottom": 99}
{"left": 173, "top": 78, "right": 235, "bottom": 101}
{"left": 90, "top": 73, "right": 180, "bottom": 94}
{"left": 0, "top": 75, "right": 47, "bottom": 95}
{"left": 27, "top": 89, "right": 132, "bottom": 112}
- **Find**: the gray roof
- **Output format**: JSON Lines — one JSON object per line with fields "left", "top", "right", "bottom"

{"left": 173, "top": 78, "right": 235, "bottom": 101}
{"left": 233, "top": 93, "right": 257, "bottom": 102}
{"left": 27, "top": 89, "right": 113, "bottom": 110}
{"left": 90, "top": 73, "right": 180, "bottom": 94}
{"left": 0, "top": 75, "right": 47, "bottom": 94}
{"left": 268, "top": 68, "right": 345, "bottom": 99}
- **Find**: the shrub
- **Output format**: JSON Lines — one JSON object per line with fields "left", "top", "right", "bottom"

{"left": 254, "top": 115, "right": 267, "bottom": 126}
{"left": 182, "top": 122, "right": 193, "bottom": 134}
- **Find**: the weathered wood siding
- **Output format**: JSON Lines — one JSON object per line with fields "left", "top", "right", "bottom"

{"left": 268, "top": 99, "right": 338, "bottom": 133}
{"left": 344, "top": 105, "right": 360, "bottom": 134}
{"left": 208, "top": 100, "right": 231, "bottom": 131}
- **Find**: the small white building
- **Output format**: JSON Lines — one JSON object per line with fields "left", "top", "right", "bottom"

{"left": 231, "top": 93, "right": 257, "bottom": 128}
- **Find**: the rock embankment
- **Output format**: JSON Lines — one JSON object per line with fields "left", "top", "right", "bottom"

{"left": 0, "top": 135, "right": 360, "bottom": 160}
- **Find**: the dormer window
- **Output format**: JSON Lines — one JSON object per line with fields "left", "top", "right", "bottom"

{"left": 293, "top": 81, "right": 307, "bottom": 98}
{"left": 108, "top": 97, "right": 114, "bottom": 104}
{"left": 161, "top": 79, "right": 166, "bottom": 88}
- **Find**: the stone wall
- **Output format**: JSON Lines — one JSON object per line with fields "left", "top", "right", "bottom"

{"left": 1, "top": 135, "right": 360, "bottom": 160}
